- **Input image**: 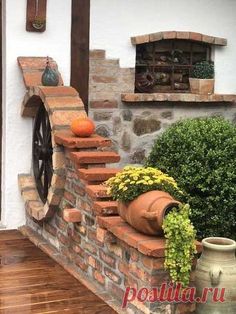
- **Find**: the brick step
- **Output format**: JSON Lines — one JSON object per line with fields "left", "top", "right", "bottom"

{"left": 70, "top": 151, "right": 120, "bottom": 165}
{"left": 54, "top": 130, "right": 111, "bottom": 149}
{"left": 77, "top": 168, "right": 120, "bottom": 182}
{"left": 93, "top": 201, "right": 118, "bottom": 216}
{"left": 86, "top": 185, "right": 111, "bottom": 199}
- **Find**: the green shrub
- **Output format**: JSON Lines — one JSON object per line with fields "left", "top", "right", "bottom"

{"left": 191, "top": 61, "right": 214, "bottom": 79}
{"left": 146, "top": 117, "right": 236, "bottom": 240}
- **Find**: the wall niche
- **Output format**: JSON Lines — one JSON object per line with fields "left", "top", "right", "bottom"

{"left": 135, "top": 39, "right": 211, "bottom": 93}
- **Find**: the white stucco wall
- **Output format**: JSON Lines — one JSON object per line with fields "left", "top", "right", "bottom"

{"left": 90, "top": 0, "right": 236, "bottom": 94}
{"left": 1, "top": 0, "right": 72, "bottom": 229}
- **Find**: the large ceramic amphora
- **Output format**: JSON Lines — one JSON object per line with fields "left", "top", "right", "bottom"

{"left": 117, "top": 190, "right": 180, "bottom": 235}
{"left": 195, "top": 237, "right": 236, "bottom": 314}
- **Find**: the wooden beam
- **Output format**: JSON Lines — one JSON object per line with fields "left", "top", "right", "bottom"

{"left": 71, "top": 0, "right": 90, "bottom": 113}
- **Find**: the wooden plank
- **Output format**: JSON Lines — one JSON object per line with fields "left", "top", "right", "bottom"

{"left": 0, "top": 230, "right": 116, "bottom": 313}
{"left": 71, "top": 0, "right": 90, "bottom": 113}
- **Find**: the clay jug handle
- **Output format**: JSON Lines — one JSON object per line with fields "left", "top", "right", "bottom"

{"left": 209, "top": 266, "right": 222, "bottom": 286}
{"left": 142, "top": 212, "right": 158, "bottom": 221}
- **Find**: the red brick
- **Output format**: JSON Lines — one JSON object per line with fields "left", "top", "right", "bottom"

{"left": 69, "top": 151, "right": 120, "bottom": 165}
{"left": 75, "top": 256, "right": 88, "bottom": 272}
{"left": 124, "top": 275, "right": 138, "bottom": 289}
{"left": 99, "top": 250, "right": 116, "bottom": 268}
{"left": 93, "top": 201, "right": 118, "bottom": 216}
{"left": 50, "top": 110, "right": 84, "bottom": 127}
{"left": 96, "top": 216, "right": 125, "bottom": 229}
{"left": 84, "top": 242, "right": 98, "bottom": 255}
{"left": 130, "top": 248, "right": 139, "bottom": 262}
{"left": 163, "top": 31, "right": 176, "bottom": 39}
{"left": 176, "top": 303, "right": 196, "bottom": 314}
{"left": 23, "top": 71, "right": 45, "bottom": 88}
{"left": 77, "top": 168, "right": 120, "bottom": 182}
{"left": 44, "top": 223, "right": 57, "bottom": 237}
{"left": 18, "top": 174, "right": 36, "bottom": 190}
{"left": 57, "top": 231, "right": 70, "bottom": 246}
{"left": 138, "top": 239, "right": 166, "bottom": 257}
{"left": 118, "top": 261, "right": 130, "bottom": 276}
{"left": 141, "top": 256, "right": 165, "bottom": 270}
{"left": 63, "top": 208, "right": 82, "bottom": 223}
{"left": 67, "top": 227, "right": 81, "bottom": 244}
{"left": 97, "top": 228, "right": 116, "bottom": 245}
{"left": 110, "top": 224, "right": 136, "bottom": 241}
{"left": 93, "top": 270, "right": 105, "bottom": 285}
{"left": 90, "top": 100, "right": 118, "bottom": 109}
{"left": 72, "top": 183, "right": 85, "bottom": 197}
{"left": 18, "top": 57, "right": 57, "bottom": 70}
{"left": 189, "top": 32, "right": 202, "bottom": 42}
{"left": 38, "top": 86, "right": 78, "bottom": 98}
{"left": 86, "top": 185, "right": 109, "bottom": 200}
{"left": 104, "top": 267, "right": 121, "bottom": 284}
{"left": 63, "top": 191, "right": 76, "bottom": 206}
{"left": 60, "top": 246, "right": 74, "bottom": 261}
{"left": 90, "top": 50, "right": 105, "bottom": 59}
{"left": 45, "top": 96, "right": 84, "bottom": 111}
{"left": 131, "top": 34, "right": 149, "bottom": 45}
{"left": 214, "top": 37, "right": 227, "bottom": 46}
{"left": 107, "top": 242, "right": 123, "bottom": 258}
{"left": 55, "top": 216, "right": 68, "bottom": 231}
{"left": 202, "top": 34, "right": 215, "bottom": 44}
{"left": 71, "top": 242, "right": 84, "bottom": 257}
{"left": 87, "top": 228, "right": 103, "bottom": 247}
{"left": 54, "top": 130, "right": 111, "bottom": 148}
{"left": 176, "top": 31, "right": 189, "bottom": 39}
{"left": 123, "top": 232, "right": 157, "bottom": 249}
{"left": 87, "top": 256, "right": 102, "bottom": 271}
{"left": 92, "top": 75, "right": 117, "bottom": 83}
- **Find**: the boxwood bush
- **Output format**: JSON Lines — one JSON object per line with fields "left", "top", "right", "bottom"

{"left": 146, "top": 117, "right": 236, "bottom": 240}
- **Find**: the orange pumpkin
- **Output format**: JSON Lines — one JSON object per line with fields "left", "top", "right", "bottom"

{"left": 71, "top": 118, "right": 95, "bottom": 137}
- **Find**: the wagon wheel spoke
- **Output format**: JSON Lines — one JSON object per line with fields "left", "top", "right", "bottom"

{"left": 33, "top": 104, "right": 53, "bottom": 204}
{"left": 38, "top": 161, "right": 44, "bottom": 179}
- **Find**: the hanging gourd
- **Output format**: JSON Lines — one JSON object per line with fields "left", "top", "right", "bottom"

{"left": 71, "top": 117, "right": 95, "bottom": 137}
{"left": 41, "top": 57, "right": 60, "bottom": 86}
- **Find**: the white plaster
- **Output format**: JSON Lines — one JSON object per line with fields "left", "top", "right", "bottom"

{"left": 90, "top": 0, "right": 236, "bottom": 93}
{"left": 1, "top": 0, "right": 72, "bottom": 229}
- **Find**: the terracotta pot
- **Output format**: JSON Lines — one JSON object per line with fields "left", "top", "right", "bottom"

{"left": 189, "top": 78, "right": 214, "bottom": 95}
{"left": 195, "top": 237, "right": 236, "bottom": 314}
{"left": 117, "top": 190, "right": 180, "bottom": 235}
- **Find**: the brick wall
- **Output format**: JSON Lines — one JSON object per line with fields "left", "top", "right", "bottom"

{"left": 18, "top": 56, "right": 198, "bottom": 314}
{"left": 20, "top": 131, "right": 198, "bottom": 314}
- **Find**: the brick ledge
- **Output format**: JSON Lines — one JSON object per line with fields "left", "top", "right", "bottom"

{"left": 131, "top": 31, "right": 227, "bottom": 46}
{"left": 97, "top": 216, "right": 202, "bottom": 258}
{"left": 121, "top": 93, "right": 236, "bottom": 103}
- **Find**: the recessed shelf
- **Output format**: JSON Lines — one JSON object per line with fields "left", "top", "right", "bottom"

{"left": 121, "top": 93, "right": 236, "bottom": 103}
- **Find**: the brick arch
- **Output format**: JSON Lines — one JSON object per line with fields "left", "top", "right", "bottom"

{"left": 131, "top": 31, "right": 227, "bottom": 46}
{"left": 18, "top": 57, "right": 87, "bottom": 221}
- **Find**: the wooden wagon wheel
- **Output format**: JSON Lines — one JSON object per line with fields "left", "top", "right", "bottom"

{"left": 32, "top": 103, "right": 53, "bottom": 203}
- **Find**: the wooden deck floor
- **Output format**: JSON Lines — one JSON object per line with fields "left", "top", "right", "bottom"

{"left": 0, "top": 230, "right": 117, "bottom": 314}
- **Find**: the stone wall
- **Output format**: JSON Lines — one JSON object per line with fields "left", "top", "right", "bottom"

{"left": 89, "top": 50, "right": 236, "bottom": 167}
